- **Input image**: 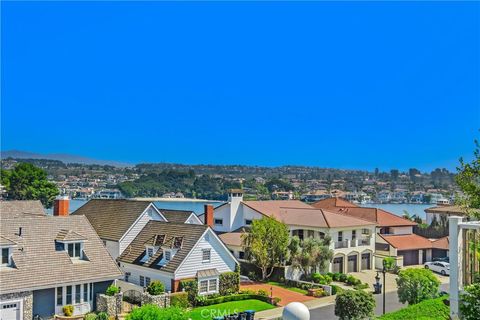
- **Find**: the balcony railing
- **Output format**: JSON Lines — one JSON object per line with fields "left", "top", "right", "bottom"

{"left": 334, "top": 240, "right": 348, "bottom": 249}
{"left": 360, "top": 238, "right": 371, "bottom": 246}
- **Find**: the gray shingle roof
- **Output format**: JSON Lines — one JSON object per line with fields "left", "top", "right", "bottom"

{"left": 71, "top": 199, "right": 153, "bottom": 241}
{"left": 118, "top": 221, "right": 208, "bottom": 274}
{"left": 0, "top": 212, "right": 122, "bottom": 294}
{"left": 55, "top": 229, "right": 88, "bottom": 242}
{"left": 159, "top": 209, "right": 194, "bottom": 224}
{"left": 0, "top": 200, "right": 45, "bottom": 216}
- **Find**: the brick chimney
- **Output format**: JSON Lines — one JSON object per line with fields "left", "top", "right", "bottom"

{"left": 204, "top": 204, "right": 214, "bottom": 227}
{"left": 53, "top": 196, "right": 70, "bottom": 216}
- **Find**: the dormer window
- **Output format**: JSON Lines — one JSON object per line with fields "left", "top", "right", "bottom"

{"left": 165, "top": 251, "right": 171, "bottom": 261}
{"left": 67, "top": 242, "right": 83, "bottom": 259}
{"left": 1, "top": 247, "right": 11, "bottom": 266}
{"left": 147, "top": 247, "right": 154, "bottom": 258}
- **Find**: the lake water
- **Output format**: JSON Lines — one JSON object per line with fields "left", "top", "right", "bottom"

{"left": 54, "top": 199, "right": 433, "bottom": 220}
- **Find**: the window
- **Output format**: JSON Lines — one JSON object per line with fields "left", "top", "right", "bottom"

{"left": 68, "top": 244, "right": 74, "bottom": 257}
{"left": 307, "top": 230, "right": 314, "bottom": 238}
{"left": 352, "top": 230, "right": 356, "bottom": 240}
{"left": 67, "top": 242, "right": 82, "bottom": 258}
{"left": 202, "top": 249, "right": 211, "bottom": 262}
{"left": 125, "top": 273, "right": 130, "bottom": 282}
{"left": 1, "top": 248, "right": 9, "bottom": 265}
{"left": 66, "top": 286, "right": 72, "bottom": 304}
{"left": 57, "top": 287, "right": 63, "bottom": 306}
{"left": 90, "top": 283, "right": 93, "bottom": 301}
{"left": 145, "top": 277, "right": 151, "bottom": 287}
{"left": 199, "top": 280, "right": 208, "bottom": 294}
{"left": 245, "top": 219, "right": 253, "bottom": 226}
{"left": 214, "top": 219, "right": 223, "bottom": 225}
{"left": 239, "top": 251, "right": 245, "bottom": 260}
{"left": 75, "top": 284, "right": 81, "bottom": 303}
{"left": 140, "top": 276, "right": 145, "bottom": 287}
{"left": 83, "top": 283, "right": 88, "bottom": 302}
{"left": 208, "top": 279, "right": 217, "bottom": 292}
{"left": 165, "top": 251, "right": 171, "bottom": 261}
{"left": 338, "top": 231, "right": 343, "bottom": 242}
{"left": 74, "top": 243, "right": 81, "bottom": 257}
{"left": 147, "top": 247, "right": 154, "bottom": 258}
{"left": 362, "top": 228, "right": 369, "bottom": 235}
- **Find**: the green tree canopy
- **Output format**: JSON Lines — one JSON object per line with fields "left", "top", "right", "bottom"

{"left": 1, "top": 162, "right": 59, "bottom": 208}
{"left": 242, "top": 217, "right": 290, "bottom": 280}
{"left": 456, "top": 138, "right": 480, "bottom": 218}
{"left": 334, "top": 289, "right": 375, "bottom": 320}
{"left": 460, "top": 283, "right": 480, "bottom": 320}
{"left": 396, "top": 268, "right": 440, "bottom": 305}
{"left": 289, "top": 235, "right": 333, "bottom": 277}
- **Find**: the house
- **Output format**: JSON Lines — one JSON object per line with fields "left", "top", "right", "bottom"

{"left": 208, "top": 190, "right": 377, "bottom": 274}
{"left": 117, "top": 221, "right": 238, "bottom": 294}
{"left": 313, "top": 197, "right": 432, "bottom": 267}
{"left": 431, "top": 236, "right": 449, "bottom": 260}
{"left": 72, "top": 199, "right": 202, "bottom": 259}
{"left": 0, "top": 200, "right": 122, "bottom": 319}
{"left": 424, "top": 205, "right": 477, "bottom": 225}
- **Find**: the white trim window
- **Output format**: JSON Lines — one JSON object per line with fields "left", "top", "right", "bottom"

{"left": 214, "top": 218, "right": 223, "bottom": 226}
{"left": 198, "top": 277, "right": 219, "bottom": 295}
{"left": 1, "top": 247, "right": 11, "bottom": 267}
{"left": 202, "top": 249, "right": 211, "bottom": 262}
{"left": 55, "top": 282, "right": 93, "bottom": 315}
{"left": 66, "top": 242, "right": 83, "bottom": 259}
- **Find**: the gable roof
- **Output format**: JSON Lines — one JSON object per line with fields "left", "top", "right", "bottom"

{"left": 118, "top": 221, "right": 209, "bottom": 274}
{"left": 159, "top": 209, "right": 197, "bottom": 224}
{"left": 55, "top": 229, "right": 88, "bottom": 242}
{"left": 425, "top": 205, "right": 478, "bottom": 216}
{"left": 380, "top": 233, "right": 432, "bottom": 250}
{"left": 217, "top": 227, "right": 249, "bottom": 247}
{"left": 431, "top": 236, "right": 449, "bottom": 250}
{"left": 0, "top": 200, "right": 45, "bottom": 216}
{"left": 312, "top": 198, "right": 416, "bottom": 227}
{"left": 71, "top": 199, "right": 154, "bottom": 241}
{"left": 0, "top": 212, "right": 122, "bottom": 294}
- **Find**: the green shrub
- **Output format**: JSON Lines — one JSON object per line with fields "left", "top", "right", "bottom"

{"left": 170, "top": 292, "right": 189, "bottom": 308}
{"left": 84, "top": 313, "right": 97, "bottom": 320}
{"left": 312, "top": 273, "right": 332, "bottom": 285}
{"left": 96, "top": 312, "right": 108, "bottom": 320}
{"left": 334, "top": 289, "right": 375, "bottom": 320}
{"left": 332, "top": 272, "right": 342, "bottom": 281}
{"left": 179, "top": 279, "right": 197, "bottom": 305}
{"left": 460, "top": 283, "right": 480, "bottom": 320}
{"left": 194, "top": 293, "right": 273, "bottom": 306}
{"left": 396, "top": 268, "right": 440, "bottom": 305}
{"left": 126, "top": 305, "right": 189, "bottom": 320}
{"left": 354, "top": 282, "right": 369, "bottom": 290}
{"left": 383, "top": 257, "right": 395, "bottom": 270}
{"left": 339, "top": 273, "right": 348, "bottom": 282}
{"left": 62, "top": 305, "right": 73, "bottom": 316}
{"left": 346, "top": 275, "right": 361, "bottom": 286}
{"left": 378, "top": 296, "right": 449, "bottom": 320}
{"left": 257, "top": 289, "right": 269, "bottom": 297}
{"left": 272, "top": 297, "right": 281, "bottom": 305}
{"left": 105, "top": 285, "right": 119, "bottom": 296}
{"left": 219, "top": 271, "right": 240, "bottom": 295}
{"left": 146, "top": 280, "right": 165, "bottom": 295}
{"left": 331, "top": 284, "right": 342, "bottom": 295}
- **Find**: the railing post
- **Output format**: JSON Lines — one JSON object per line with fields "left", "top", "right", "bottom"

{"left": 449, "top": 216, "right": 463, "bottom": 319}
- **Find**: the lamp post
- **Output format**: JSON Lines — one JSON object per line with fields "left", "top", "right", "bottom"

{"left": 382, "top": 260, "right": 387, "bottom": 315}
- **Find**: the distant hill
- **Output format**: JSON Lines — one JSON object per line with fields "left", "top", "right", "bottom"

{"left": 0, "top": 150, "right": 132, "bottom": 167}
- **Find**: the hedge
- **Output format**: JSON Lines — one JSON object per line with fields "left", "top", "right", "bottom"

{"left": 195, "top": 293, "right": 272, "bottom": 306}
{"left": 170, "top": 292, "right": 189, "bottom": 308}
{"left": 378, "top": 296, "right": 449, "bottom": 320}
{"left": 219, "top": 271, "right": 240, "bottom": 295}
{"left": 179, "top": 279, "right": 197, "bottom": 305}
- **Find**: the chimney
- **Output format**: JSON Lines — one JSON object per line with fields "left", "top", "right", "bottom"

{"left": 204, "top": 204, "right": 214, "bottom": 227}
{"left": 53, "top": 196, "right": 70, "bottom": 216}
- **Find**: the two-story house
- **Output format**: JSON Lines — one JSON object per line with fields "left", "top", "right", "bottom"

{"left": 207, "top": 190, "right": 377, "bottom": 274}
{"left": 0, "top": 200, "right": 122, "bottom": 320}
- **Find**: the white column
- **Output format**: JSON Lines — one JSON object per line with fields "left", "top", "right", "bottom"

{"left": 449, "top": 216, "right": 463, "bottom": 319}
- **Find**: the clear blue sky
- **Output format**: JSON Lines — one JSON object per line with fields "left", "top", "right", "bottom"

{"left": 2, "top": 1, "right": 479, "bottom": 172}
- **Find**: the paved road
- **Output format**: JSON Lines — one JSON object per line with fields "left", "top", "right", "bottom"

{"left": 309, "top": 284, "right": 449, "bottom": 319}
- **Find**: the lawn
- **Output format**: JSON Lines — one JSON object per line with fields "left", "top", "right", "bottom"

{"left": 189, "top": 299, "right": 275, "bottom": 320}
{"left": 266, "top": 281, "right": 308, "bottom": 295}
{"left": 377, "top": 296, "right": 449, "bottom": 320}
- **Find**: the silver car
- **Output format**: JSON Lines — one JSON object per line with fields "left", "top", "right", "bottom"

{"left": 424, "top": 261, "right": 450, "bottom": 276}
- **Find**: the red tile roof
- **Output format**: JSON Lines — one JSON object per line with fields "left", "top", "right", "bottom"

{"left": 431, "top": 236, "right": 449, "bottom": 250}
{"left": 312, "top": 197, "right": 359, "bottom": 209}
{"left": 380, "top": 234, "right": 433, "bottom": 250}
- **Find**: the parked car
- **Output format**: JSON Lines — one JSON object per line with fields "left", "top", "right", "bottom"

{"left": 424, "top": 261, "right": 450, "bottom": 276}
{"left": 433, "top": 256, "right": 449, "bottom": 263}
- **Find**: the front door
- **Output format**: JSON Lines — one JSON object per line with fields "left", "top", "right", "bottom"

{"left": 361, "top": 253, "right": 371, "bottom": 270}
{"left": 348, "top": 255, "right": 358, "bottom": 272}
{"left": 333, "top": 257, "right": 343, "bottom": 273}
{"left": 0, "top": 302, "right": 21, "bottom": 320}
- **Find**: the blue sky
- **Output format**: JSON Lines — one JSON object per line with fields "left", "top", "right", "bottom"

{"left": 1, "top": 1, "right": 479, "bottom": 172}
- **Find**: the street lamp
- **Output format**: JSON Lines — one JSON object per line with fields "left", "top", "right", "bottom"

{"left": 382, "top": 260, "right": 387, "bottom": 315}
{"left": 374, "top": 271, "right": 381, "bottom": 294}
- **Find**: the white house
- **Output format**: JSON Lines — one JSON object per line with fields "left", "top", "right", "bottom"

{"left": 117, "top": 221, "right": 238, "bottom": 293}
{"left": 208, "top": 190, "right": 377, "bottom": 274}
{"left": 72, "top": 199, "right": 202, "bottom": 259}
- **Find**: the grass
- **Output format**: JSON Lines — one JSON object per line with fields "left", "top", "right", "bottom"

{"left": 189, "top": 299, "right": 275, "bottom": 320}
{"left": 266, "top": 281, "right": 308, "bottom": 295}
{"left": 377, "top": 296, "right": 449, "bottom": 320}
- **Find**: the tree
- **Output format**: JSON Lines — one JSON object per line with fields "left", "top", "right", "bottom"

{"left": 334, "top": 289, "right": 375, "bottom": 320}
{"left": 242, "top": 217, "right": 290, "bottom": 280}
{"left": 127, "top": 305, "right": 189, "bottom": 320}
{"left": 460, "top": 283, "right": 480, "bottom": 320}
{"left": 1, "top": 163, "right": 59, "bottom": 208}
{"left": 289, "top": 236, "right": 333, "bottom": 278}
{"left": 146, "top": 280, "right": 165, "bottom": 295}
{"left": 396, "top": 268, "right": 440, "bottom": 305}
{"left": 456, "top": 138, "right": 480, "bottom": 218}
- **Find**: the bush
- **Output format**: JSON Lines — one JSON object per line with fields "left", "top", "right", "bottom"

{"left": 194, "top": 293, "right": 273, "bottom": 306}
{"left": 354, "top": 283, "right": 369, "bottom": 290}
{"left": 257, "top": 289, "right": 269, "bottom": 296}
{"left": 170, "top": 292, "right": 189, "bottom": 308}
{"left": 334, "top": 289, "right": 375, "bottom": 320}
{"left": 96, "top": 312, "right": 108, "bottom": 320}
{"left": 146, "top": 280, "right": 165, "bottom": 295}
{"left": 339, "top": 273, "right": 348, "bottom": 282}
{"left": 272, "top": 297, "right": 281, "bottom": 305}
{"left": 179, "top": 279, "right": 197, "bottom": 305}
{"left": 396, "top": 268, "right": 440, "bottom": 305}
{"left": 331, "top": 284, "right": 343, "bottom": 295}
{"left": 105, "top": 285, "right": 119, "bottom": 296}
{"left": 332, "top": 272, "right": 342, "bottom": 281}
{"left": 460, "top": 283, "right": 480, "bottom": 320}
{"left": 62, "top": 305, "right": 73, "bottom": 316}
{"left": 378, "top": 296, "right": 449, "bottom": 320}
{"left": 383, "top": 257, "right": 395, "bottom": 270}
{"left": 219, "top": 271, "right": 240, "bottom": 295}
{"left": 126, "top": 305, "right": 189, "bottom": 320}
{"left": 312, "top": 273, "right": 333, "bottom": 285}
{"left": 84, "top": 313, "right": 97, "bottom": 320}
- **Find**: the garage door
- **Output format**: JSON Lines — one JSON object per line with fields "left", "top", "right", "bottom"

{"left": 361, "top": 253, "right": 371, "bottom": 270}
{"left": 399, "top": 250, "right": 419, "bottom": 266}
{"left": 333, "top": 257, "right": 343, "bottom": 273}
{"left": 0, "top": 302, "right": 20, "bottom": 320}
{"left": 347, "top": 255, "right": 358, "bottom": 273}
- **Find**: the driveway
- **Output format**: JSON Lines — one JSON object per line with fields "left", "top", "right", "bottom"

{"left": 240, "top": 282, "right": 315, "bottom": 306}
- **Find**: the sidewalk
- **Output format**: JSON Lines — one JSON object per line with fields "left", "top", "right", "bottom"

{"left": 255, "top": 295, "right": 336, "bottom": 319}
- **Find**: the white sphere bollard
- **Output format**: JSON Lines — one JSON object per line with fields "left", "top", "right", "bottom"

{"left": 282, "top": 302, "right": 310, "bottom": 320}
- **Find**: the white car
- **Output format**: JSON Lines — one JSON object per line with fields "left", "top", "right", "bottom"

{"left": 424, "top": 261, "right": 450, "bottom": 276}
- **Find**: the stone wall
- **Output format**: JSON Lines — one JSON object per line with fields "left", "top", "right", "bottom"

{"left": 96, "top": 293, "right": 121, "bottom": 317}
{"left": 0, "top": 291, "right": 33, "bottom": 320}
{"left": 141, "top": 292, "right": 170, "bottom": 308}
